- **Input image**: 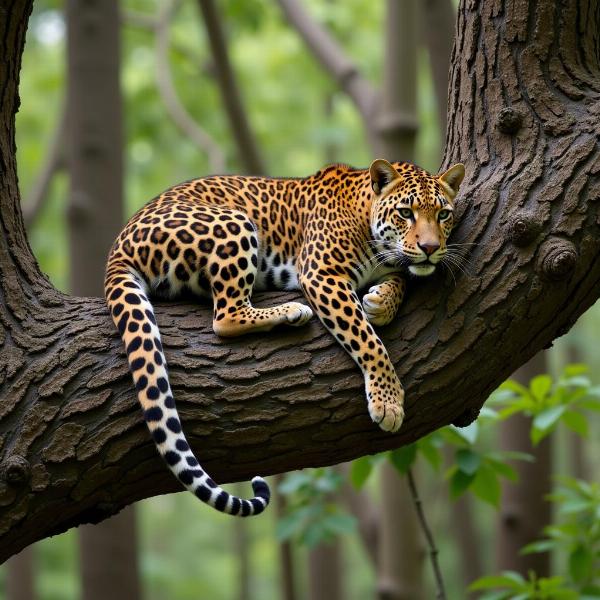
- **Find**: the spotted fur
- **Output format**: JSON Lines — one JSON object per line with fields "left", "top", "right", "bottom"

{"left": 104, "top": 159, "right": 465, "bottom": 516}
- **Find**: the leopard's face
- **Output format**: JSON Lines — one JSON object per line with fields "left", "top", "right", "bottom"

{"left": 369, "top": 159, "right": 465, "bottom": 277}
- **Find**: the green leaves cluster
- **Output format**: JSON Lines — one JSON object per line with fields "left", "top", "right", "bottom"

{"left": 490, "top": 364, "right": 600, "bottom": 445}
{"left": 276, "top": 468, "right": 356, "bottom": 547}
{"left": 471, "top": 478, "right": 600, "bottom": 599}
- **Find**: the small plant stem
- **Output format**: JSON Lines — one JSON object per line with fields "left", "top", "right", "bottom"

{"left": 407, "top": 468, "right": 447, "bottom": 600}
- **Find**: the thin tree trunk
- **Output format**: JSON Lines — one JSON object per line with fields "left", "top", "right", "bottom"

{"left": 308, "top": 543, "right": 344, "bottom": 600}
{"left": 65, "top": 3, "right": 140, "bottom": 599}
{"left": 449, "top": 493, "right": 483, "bottom": 589}
{"left": 496, "top": 353, "right": 552, "bottom": 577}
{"left": 377, "top": 463, "right": 424, "bottom": 600}
{"left": 78, "top": 507, "right": 142, "bottom": 600}
{"left": 196, "top": 0, "right": 265, "bottom": 174}
{"left": 273, "top": 474, "right": 297, "bottom": 600}
{"left": 5, "top": 547, "right": 35, "bottom": 600}
{"left": 420, "top": 0, "right": 456, "bottom": 142}
{"left": 1, "top": 0, "right": 599, "bottom": 561}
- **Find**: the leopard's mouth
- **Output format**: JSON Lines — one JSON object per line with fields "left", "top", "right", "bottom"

{"left": 408, "top": 263, "right": 436, "bottom": 277}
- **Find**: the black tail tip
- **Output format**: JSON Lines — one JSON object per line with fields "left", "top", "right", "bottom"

{"left": 251, "top": 476, "right": 271, "bottom": 503}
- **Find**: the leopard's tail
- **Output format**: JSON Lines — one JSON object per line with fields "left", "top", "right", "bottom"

{"left": 104, "top": 258, "right": 270, "bottom": 516}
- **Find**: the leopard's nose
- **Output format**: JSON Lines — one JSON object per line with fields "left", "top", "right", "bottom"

{"left": 418, "top": 242, "right": 440, "bottom": 256}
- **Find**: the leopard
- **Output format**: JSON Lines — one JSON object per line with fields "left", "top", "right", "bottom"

{"left": 104, "top": 158, "right": 465, "bottom": 517}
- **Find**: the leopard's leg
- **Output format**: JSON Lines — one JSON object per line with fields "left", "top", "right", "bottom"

{"left": 362, "top": 274, "right": 406, "bottom": 326}
{"left": 299, "top": 270, "right": 404, "bottom": 432}
{"left": 207, "top": 212, "right": 312, "bottom": 337}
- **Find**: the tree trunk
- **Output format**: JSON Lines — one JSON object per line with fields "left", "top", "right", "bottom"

{"left": 5, "top": 547, "right": 35, "bottom": 600}
{"left": 307, "top": 543, "right": 344, "bottom": 600}
{"left": 273, "top": 474, "right": 298, "bottom": 600}
{"left": 78, "top": 507, "right": 142, "bottom": 600}
{"left": 377, "top": 463, "right": 424, "bottom": 600}
{"left": 495, "top": 353, "right": 552, "bottom": 577}
{"left": 1, "top": 0, "right": 599, "bottom": 562}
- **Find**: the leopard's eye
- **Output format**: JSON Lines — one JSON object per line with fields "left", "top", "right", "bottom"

{"left": 438, "top": 209, "right": 451, "bottom": 221}
{"left": 399, "top": 208, "right": 413, "bottom": 219}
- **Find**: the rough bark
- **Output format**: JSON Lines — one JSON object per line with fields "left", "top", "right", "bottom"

{"left": 0, "top": 0, "right": 599, "bottom": 563}
{"left": 496, "top": 353, "right": 552, "bottom": 577}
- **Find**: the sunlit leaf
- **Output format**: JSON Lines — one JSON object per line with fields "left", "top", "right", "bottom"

{"left": 530, "top": 374, "right": 552, "bottom": 401}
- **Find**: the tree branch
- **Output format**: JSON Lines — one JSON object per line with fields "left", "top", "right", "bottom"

{"left": 1, "top": 0, "right": 599, "bottom": 564}
{"left": 196, "top": 0, "right": 266, "bottom": 174}
{"left": 276, "top": 0, "right": 378, "bottom": 125}
{"left": 155, "top": 0, "right": 226, "bottom": 172}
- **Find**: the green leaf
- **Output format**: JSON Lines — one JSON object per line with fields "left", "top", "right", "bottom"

{"left": 530, "top": 374, "right": 553, "bottom": 401}
{"left": 449, "top": 468, "right": 475, "bottom": 499}
{"left": 278, "top": 471, "right": 312, "bottom": 495}
{"left": 350, "top": 456, "right": 373, "bottom": 489}
{"left": 563, "top": 363, "right": 589, "bottom": 376}
{"left": 456, "top": 448, "right": 481, "bottom": 475}
{"left": 471, "top": 464, "right": 501, "bottom": 507}
{"left": 417, "top": 436, "right": 443, "bottom": 471}
{"left": 531, "top": 405, "right": 567, "bottom": 443}
{"left": 520, "top": 539, "right": 555, "bottom": 555}
{"left": 485, "top": 457, "right": 518, "bottom": 482}
{"left": 469, "top": 572, "right": 526, "bottom": 591}
{"left": 561, "top": 410, "right": 588, "bottom": 437}
{"left": 500, "top": 379, "right": 531, "bottom": 397}
{"left": 569, "top": 544, "right": 593, "bottom": 583}
{"left": 389, "top": 445, "right": 417, "bottom": 474}
{"left": 322, "top": 512, "right": 356, "bottom": 536}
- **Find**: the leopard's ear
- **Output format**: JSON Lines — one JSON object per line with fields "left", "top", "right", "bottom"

{"left": 438, "top": 163, "right": 465, "bottom": 198}
{"left": 369, "top": 159, "right": 401, "bottom": 195}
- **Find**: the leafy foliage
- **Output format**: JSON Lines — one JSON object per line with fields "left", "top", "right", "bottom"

{"left": 277, "top": 468, "right": 356, "bottom": 547}
{"left": 490, "top": 365, "right": 600, "bottom": 445}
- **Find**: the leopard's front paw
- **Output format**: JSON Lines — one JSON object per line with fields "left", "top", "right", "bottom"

{"left": 366, "top": 378, "right": 405, "bottom": 432}
{"left": 284, "top": 302, "right": 313, "bottom": 327}
{"left": 362, "top": 286, "right": 394, "bottom": 326}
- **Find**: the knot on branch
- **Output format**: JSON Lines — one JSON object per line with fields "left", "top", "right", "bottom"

{"left": 452, "top": 406, "right": 480, "bottom": 428}
{"left": 1, "top": 455, "right": 31, "bottom": 486}
{"left": 539, "top": 239, "right": 578, "bottom": 281}
{"left": 510, "top": 213, "right": 540, "bottom": 246}
{"left": 497, "top": 107, "right": 523, "bottom": 134}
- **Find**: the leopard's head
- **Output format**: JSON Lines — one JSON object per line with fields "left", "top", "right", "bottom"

{"left": 369, "top": 159, "right": 465, "bottom": 276}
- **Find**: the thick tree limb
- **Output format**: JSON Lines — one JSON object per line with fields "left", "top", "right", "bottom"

{"left": 1, "top": 0, "right": 600, "bottom": 563}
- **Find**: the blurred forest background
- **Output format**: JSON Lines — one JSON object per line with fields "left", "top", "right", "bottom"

{"left": 2, "top": 0, "right": 599, "bottom": 599}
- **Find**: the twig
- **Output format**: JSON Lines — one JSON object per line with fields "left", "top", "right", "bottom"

{"left": 406, "top": 468, "right": 447, "bottom": 600}
{"left": 196, "top": 0, "right": 266, "bottom": 174}
{"left": 22, "top": 106, "right": 66, "bottom": 228}
{"left": 276, "top": 0, "right": 377, "bottom": 124}
{"left": 155, "top": 0, "right": 225, "bottom": 173}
